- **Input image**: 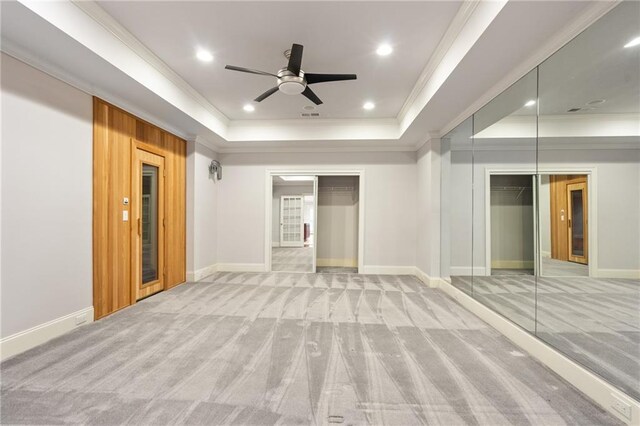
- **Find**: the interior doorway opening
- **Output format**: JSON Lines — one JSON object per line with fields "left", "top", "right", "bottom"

{"left": 271, "top": 175, "right": 316, "bottom": 272}
{"left": 489, "top": 174, "right": 535, "bottom": 276}
{"left": 540, "top": 174, "right": 589, "bottom": 277}
{"left": 316, "top": 176, "right": 360, "bottom": 274}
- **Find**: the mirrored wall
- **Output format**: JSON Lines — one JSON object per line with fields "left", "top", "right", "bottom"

{"left": 441, "top": 1, "right": 640, "bottom": 400}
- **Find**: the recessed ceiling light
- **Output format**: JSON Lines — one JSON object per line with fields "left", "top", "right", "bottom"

{"left": 587, "top": 99, "right": 605, "bottom": 105}
{"left": 303, "top": 105, "right": 316, "bottom": 111}
{"left": 624, "top": 36, "right": 640, "bottom": 48}
{"left": 196, "top": 49, "right": 213, "bottom": 62}
{"left": 376, "top": 44, "right": 393, "bottom": 56}
{"left": 243, "top": 104, "right": 255, "bottom": 112}
{"left": 524, "top": 100, "right": 536, "bottom": 107}
{"left": 363, "top": 101, "right": 375, "bottom": 110}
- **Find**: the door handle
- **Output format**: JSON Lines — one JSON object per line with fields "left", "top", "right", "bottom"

{"left": 137, "top": 218, "right": 141, "bottom": 236}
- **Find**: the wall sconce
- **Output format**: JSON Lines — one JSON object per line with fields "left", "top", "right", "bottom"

{"left": 209, "top": 160, "right": 222, "bottom": 180}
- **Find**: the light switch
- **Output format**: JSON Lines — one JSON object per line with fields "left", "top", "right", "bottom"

{"left": 123, "top": 210, "right": 129, "bottom": 221}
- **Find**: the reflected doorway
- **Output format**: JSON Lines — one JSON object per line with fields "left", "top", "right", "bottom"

{"left": 538, "top": 174, "right": 589, "bottom": 277}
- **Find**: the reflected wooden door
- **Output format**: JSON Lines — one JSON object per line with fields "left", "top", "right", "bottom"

{"left": 566, "top": 182, "right": 588, "bottom": 264}
{"left": 132, "top": 147, "right": 165, "bottom": 300}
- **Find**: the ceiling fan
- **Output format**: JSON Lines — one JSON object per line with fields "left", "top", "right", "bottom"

{"left": 225, "top": 43, "right": 357, "bottom": 105}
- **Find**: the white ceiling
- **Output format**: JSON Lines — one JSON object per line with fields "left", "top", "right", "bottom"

{"left": 96, "top": 1, "right": 462, "bottom": 120}
{"left": 1, "top": 0, "right": 622, "bottom": 152}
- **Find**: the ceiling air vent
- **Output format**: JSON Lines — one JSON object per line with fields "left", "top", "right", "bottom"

{"left": 567, "top": 107, "right": 582, "bottom": 112}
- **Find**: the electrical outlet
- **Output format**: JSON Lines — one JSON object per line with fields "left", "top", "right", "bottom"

{"left": 611, "top": 393, "right": 632, "bottom": 420}
{"left": 75, "top": 314, "right": 87, "bottom": 326}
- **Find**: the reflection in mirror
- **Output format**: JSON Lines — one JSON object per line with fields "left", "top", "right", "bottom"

{"left": 471, "top": 69, "right": 538, "bottom": 332}
{"left": 537, "top": 1, "right": 640, "bottom": 400}
{"left": 441, "top": 117, "right": 473, "bottom": 295}
{"left": 539, "top": 174, "right": 589, "bottom": 277}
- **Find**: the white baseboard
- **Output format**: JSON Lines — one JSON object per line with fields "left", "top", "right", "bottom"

{"left": 317, "top": 258, "right": 357, "bottom": 268}
{"left": 491, "top": 260, "right": 534, "bottom": 269}
{"left": 0, "top": 307, "right": 94, "bottom": 362}
{"left": 414, "top": 267, "right": 439, "bottom": 288}
{"left": 595, "top": 269, "right": 640, "bottom": 280}
{"left": 272, "top": 242, "right": 280, "bottom": 248}
{"left": 216, "top": 263, "right": 266, "bottom": 273}
{"left": 541, "top": 250, "right": 551, "bottom": 258}
{"left": 450, "top": 266, "right": 487, "bottom": 276}
{"left": 438, "top": 279, "right": 639, "bottom": 425}
{"left": 361, "top": 265, "right": 416, "bottom": 275}
{"left": 187, "top": 263, "right": 219, "bottom": 282}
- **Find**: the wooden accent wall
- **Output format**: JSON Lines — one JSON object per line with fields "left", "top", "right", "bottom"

{"left": 93, "top": 98, "right": 186, "bottom": 319}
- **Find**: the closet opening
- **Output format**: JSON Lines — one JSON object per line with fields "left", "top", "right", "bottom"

{"left": 316, "top": 176, "right": 360, "bottom": 274}
{"left": 488, "top": 174, "right": 535, "bottom": 276}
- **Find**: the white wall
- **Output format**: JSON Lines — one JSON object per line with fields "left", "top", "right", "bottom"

{"left": 539, "top": 175, "right": 551, "bottom": 257}
{"left": 447, "top": 143, "right": 640, "bottom": 276}
{"left": 416, "top": 140, "right": 441, "bottom": 279}
{"left": 272, "top": 183, "right": 313, "bottom": 245}
{"left": 186, "top": 141, "right": 219, "bottom": 279}
{"left": 216, "top": 152, "right": 417, "bottom": 269}
{"left": 539, "top": 147, "right": 640, "bottom": 275}
{"left": 1, "top": 53, "right": 93, "bottom": 338}
{"left": 317, "top": 176, "right": 359, "bottom": 265}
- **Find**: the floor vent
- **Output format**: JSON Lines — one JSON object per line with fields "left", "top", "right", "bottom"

{"left": 328, "top": 415, "right": 344, "bottom": 423}
{"left": 301, "top": 112, "right": 320, "bottom": 117}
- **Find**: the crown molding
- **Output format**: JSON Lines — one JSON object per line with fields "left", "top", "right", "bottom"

{"left": 0, "top": 45, "right": 194, "bottom": 143}
{"left": 397, "top": 1, "right": 480, "bottom": 123}
{"left": 70, "top": 0, "right": 230, "bottom": 129}
{"left": 439, "top": 0, "right": 621, "bottom": 138}
{"left": 414, "top": 131, "right": 442, "bottom": 152}
{"left": 216, "top": 145, "right": 416, "bottom": 154}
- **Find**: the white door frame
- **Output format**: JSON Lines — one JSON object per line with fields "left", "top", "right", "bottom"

{"left": 265, "top": 169, "right": 365, "bottom": 273}
{"left": 484, "top": 167, "right": 597, "bottom": 278}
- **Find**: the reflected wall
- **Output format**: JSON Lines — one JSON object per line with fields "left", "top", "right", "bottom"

{"left": 440, "top": 1, "right": 640, "bottom": 401}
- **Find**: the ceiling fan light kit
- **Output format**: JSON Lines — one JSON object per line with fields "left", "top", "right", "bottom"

{"left": 225, "top": 43, "right": 357, "bottom": 106}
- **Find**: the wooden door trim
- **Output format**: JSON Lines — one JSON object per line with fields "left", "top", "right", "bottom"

{"left": 131, "top": 141, "right": 166, "bottom": 302}
{"left": 567, "top": 181, "right": 588, "bottom": 264}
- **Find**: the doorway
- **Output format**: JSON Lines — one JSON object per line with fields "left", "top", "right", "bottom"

{"left": 265, "top": 170, "right": 365, "bottom": 274}
{"left": 540, "top": 174, "right": 589, "bottom": 276}
{"left": 488, "top": 174, "right": 535, "bottom": 276}
{"left": 131, "top": 146, "right": 165, "bottom": 300}
{"left": 271, "top": 176, "right": 316, "bottom": 272}
{"left": 316, "top": 176, "right": 360, "bottom": 273}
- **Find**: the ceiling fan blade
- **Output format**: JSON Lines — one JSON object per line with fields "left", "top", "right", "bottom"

{"left": 301, "top": 86, "right": 323, "bottom": 105}
{"left": 225, "top": 65, "right": 277, "bottom": 77}
{"left": 254, "top": 86, "right": 279, "bottom": 102}
{"left": 305, "top": 73, "right": 357, "bottom": 85}
{"left": 287, "top": 43, "right": 304, "bottom": 75}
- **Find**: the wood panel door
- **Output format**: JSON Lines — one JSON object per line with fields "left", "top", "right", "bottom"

{"left": 567, "top": 181, "right": 588, "bottom": 264}
{"left": 132, "top": 147, "right": 166, "bottom": 300}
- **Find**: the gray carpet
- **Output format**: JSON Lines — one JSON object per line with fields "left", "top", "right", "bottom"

{"left": 1, "top": 272, "right": 619, "bottom": 425}
{"left": 272, "top": 247, "right": 313, "bottom": 272}
{"left": 452, "top": 274, "right": 640, "bottom": 401}
{"left": 540, "top": 257, "right": 589, "bottom": 277}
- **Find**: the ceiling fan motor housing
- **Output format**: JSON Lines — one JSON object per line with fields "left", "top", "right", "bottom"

{"left": 277, "top": 68, "right": 306, "bottom": 95}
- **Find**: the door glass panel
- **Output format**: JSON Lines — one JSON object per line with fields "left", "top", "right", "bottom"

{"left": 570, "top": 189, "right": 584, "bottom": 257}
{"left": 142, "top": 164, "right": 159, "bottom": 284}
